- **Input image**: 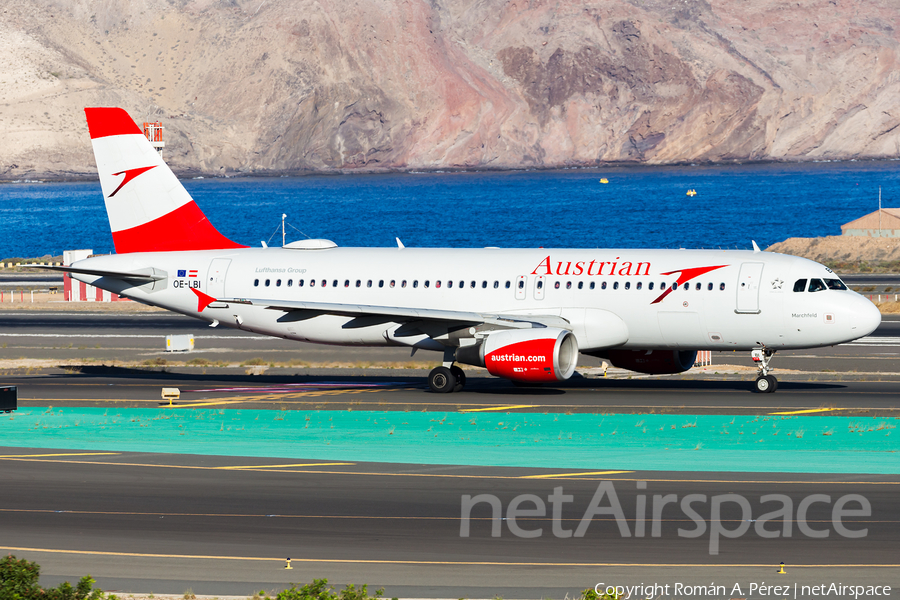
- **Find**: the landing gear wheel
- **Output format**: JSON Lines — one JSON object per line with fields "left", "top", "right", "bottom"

{"left": 754, "top": 375, "right": 778, "bottom": 393}
{"left": 450, "top": 365, "right": 466, "bottom": 392}
{"left": 751, "top": 346, "right": 778, "bottom": 394}
{"left": 428, "top": 366, "right": 456, "bottom": 393}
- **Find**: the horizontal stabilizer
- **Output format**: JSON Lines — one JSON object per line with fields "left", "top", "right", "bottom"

{"left": 23, "top": 264, "right": 166, "bottom": 282}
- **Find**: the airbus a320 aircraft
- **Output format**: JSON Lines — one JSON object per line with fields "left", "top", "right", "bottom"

{"left": 48, "top": 108, "right": 881, "bottom": 394}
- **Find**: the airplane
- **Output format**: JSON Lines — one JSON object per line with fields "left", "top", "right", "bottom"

{"left": 42, "top": 107, "right": 882, "bottom": 394}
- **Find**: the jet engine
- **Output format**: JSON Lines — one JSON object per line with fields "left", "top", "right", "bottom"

{"left": 599, "top": 349, "right": 697, "bottom": 375}
{"left": 456, "top": 328, "right": 578, "bottom": 383}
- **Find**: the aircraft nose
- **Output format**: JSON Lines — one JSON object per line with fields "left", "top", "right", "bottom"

{"left": 850, "top": 295, "right": 881, "bottom": 338}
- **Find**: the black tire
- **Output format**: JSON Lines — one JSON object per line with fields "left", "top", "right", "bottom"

{"left": 765, "top": 374, "right": 778, "bottom": 393}
{"left": 754, "top": 376, "right": 771, "bottom": 393}
{"left": 428, "top": 366, "right": 456, "bottom": 393}
{"left": 450, "top": 365, "right": 466, "bottom": 392}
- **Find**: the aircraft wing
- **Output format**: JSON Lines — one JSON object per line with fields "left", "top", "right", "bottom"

{"left": 226, "top": 297, "right": 570, "bottom": 330}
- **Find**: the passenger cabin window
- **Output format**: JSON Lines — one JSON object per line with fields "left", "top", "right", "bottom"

{"left": 332, "top": 280, "right": 338, "bottom": 287}
{"left": 683, "top": 283, "right": 689, "bottom": 291}
{"left": 601, "top": 282, "right": 607, "bottom": 290}
{"left": 555, "top": 282, "right": 561, "bottom": 289}
{"left": 435, "top": 281, "right": 440, "bottom": 288}
{"left": 537, "top": 280, "right": 543, "bottom": 289}
{"left": 447, "top": 281, "right": 452, "bottom": 288}
{"left": 793, "top": 279, "right": 807, "bottom": 292}
{"left": 288, "top": 279, "right": 293, "bottom": 287}
{"left": 636, "top": 282, "right": 642, "bottom": 290}
{"left": 276, "top": 279, "right": 282, "bottom": 287}
{"left": 470, "top": 281, "right": 476, "bottom": 288}
{"left": 254, "top": 279, "right": 259, "bottom": 287}
{"left": 321, "top": 279, "right": 327, "bottom": 287}
{"left": 345, "top": 280, "right": 350, "bottom": 288}
{"left": 648, "top": 282, "right": 654, "bottom": 291}
{"left": 589, "top": 282, "right": 595, "bottom": 290}
{"left": 390, "top": 280, "right": 395, "bottom": 288}
{"left": 707, "top": 282, "right": 712, "bottom": 291}
{"left": 413, "top": 280, "right": 419, "bottom": 288}
{"left": 566, "top": 282, "right": 572, "bottom": 289}
{"left": 424, "top": 280, "right": 430, "bottom": 288}
{"left": 613, "top": 282, "right": 619, "bottom": 290}
{"left": 624, "top": 282, "right": 630, "bottom": 290}
{"left": 265, "top": 279, "right": 271, "bottom": 287}
{"left": 356, "top": 280, "right": 361, "bottom": 288}
{"left": 402, "top": 280, "right": 407, "bottom": 288}
{"left": 808, "top": 278, "right": 827, "bottom": 292}
{"left": 505, "top": 281, "right": 511, "bottom": 289}
{"left": 379, "top": 280, "right": 384, "bottom": 288}
{"left": 720, "top": 283, "right": 725, "bottom": 290}
{"left": 825, "top": 278, "right": 847, "bottom": 290}
{"left": 578, "top": 282, "right": 583, "bottom": 290}
{"left": 518, "top": 280, "right": 525, "bottom": 289}
{"left": 309, "top": 280, "right": 315, "bottom": 287}
{"left": 695, "top": 282, "right": 701, "bottom": 291}
{"left": 367, "top": 280, "right": 373, "bottom": 288}
{"left": 458, "top": 281, "right": 464, "bottom": 288}
{"left": 482, "top": 281, "right": 488, "bottom": 289}
{"left": 299, "top": 279, "right": 305, "bottom": 287}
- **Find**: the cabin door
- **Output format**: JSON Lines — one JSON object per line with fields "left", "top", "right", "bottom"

{"left": 735, "top": 262, "right": 764, "bottom": 314}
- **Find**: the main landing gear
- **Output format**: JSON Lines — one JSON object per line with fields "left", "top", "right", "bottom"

{"left": 428, "top": 348, "right": 466, "bottom": 393}
{"left": 751, "top": 346, "right": 778, "bottom": 393}
{"left": 428, "top": 365, "right": 466, "bottom": 393}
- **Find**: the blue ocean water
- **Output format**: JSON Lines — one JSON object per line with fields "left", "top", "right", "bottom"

{"left": 1, "top": 161, "right": 898, "bottom": 259}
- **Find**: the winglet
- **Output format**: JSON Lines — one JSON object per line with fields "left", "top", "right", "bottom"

{"left": 191, "top": 287, "right": 218, "bottom": 312}
{"left": 752, "top": 240, "right": 761, "bottom": 253}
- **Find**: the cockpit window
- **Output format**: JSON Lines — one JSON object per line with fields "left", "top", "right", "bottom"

{"left": 793, "top": 279, "right": 807, "bottom": 292}
{"left": 825, "top": 278, "right": 848, "bottom": 290}
{"left": 808, "top": 278, "right": 827, "bottom": 292}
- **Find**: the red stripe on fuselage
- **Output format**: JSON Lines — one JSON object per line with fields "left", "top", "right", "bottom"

{"left": 111, "top": 201, "right": 247, "bottom": 253}
{"left": 85, "top": 107, "right": 143, "bottom": 139}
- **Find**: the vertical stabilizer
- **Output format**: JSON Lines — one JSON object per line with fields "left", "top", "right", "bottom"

{"left": 84, "top": 107, "right": 245, "bottom": 253}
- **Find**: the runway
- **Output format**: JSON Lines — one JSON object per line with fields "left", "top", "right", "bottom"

{"left": 1, "top": 449, "right": 898, "bottom": 597}
{"left": 1, "top": 308, "right": 899, "bottom": 597}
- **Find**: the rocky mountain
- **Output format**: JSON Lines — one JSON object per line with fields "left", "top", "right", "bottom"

{"left": 1, "top": 0, "right": 899, "bottom": 178}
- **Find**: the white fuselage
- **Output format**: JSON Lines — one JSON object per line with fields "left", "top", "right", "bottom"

{"left": 71, "top": 246, "right": 881, "bottom": 354}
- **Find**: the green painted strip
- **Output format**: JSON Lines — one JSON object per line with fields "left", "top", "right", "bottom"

{"left": 2, "top": 408, "right": 898, "bottom": 474}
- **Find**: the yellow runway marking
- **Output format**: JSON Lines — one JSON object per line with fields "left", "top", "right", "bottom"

{"left": 2, "top": 456, "right": 898, "bottom": 485}
{"left": 460, "top": 405, "right": 539, "bottom": 412}
{"left": 0, "top": 453, "right": 118, "bottom": 459}
{"left": 0, "top": 508, "right": 893, "bottom": 525}
{"left": 217, "top": 462, "right": 354, "bottom": 470}
{"left": 521, "top": 470, "right": 633, "bottom": 479}
{"left": 163, "top": 400, "right": 260, "bottom": 408}
{"left": 769, "top": 408, "right": 851, "bottom": 415}
{"left": 1, "top": 546, "right": 898, "bottom": 568}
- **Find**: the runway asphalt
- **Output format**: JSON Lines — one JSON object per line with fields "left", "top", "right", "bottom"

{"left": 1, "top": 449, "right": 898, "bottom": 598}
{"left": 1, "top": 307, "right": 898, "bottom": 597}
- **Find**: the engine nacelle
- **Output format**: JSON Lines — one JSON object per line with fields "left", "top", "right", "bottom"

{"left": 602, "top": 349, "right": 697, "bottom": 375}
{"left": 456, "top": 328, "right": 579, "bottom": 383}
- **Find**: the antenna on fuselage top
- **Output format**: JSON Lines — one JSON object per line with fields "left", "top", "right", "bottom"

{"left": 396, "top": 237, "right": 405, "bottom": 249}
{"left": 751, "top": 240, "right": 761, "bottom": 253}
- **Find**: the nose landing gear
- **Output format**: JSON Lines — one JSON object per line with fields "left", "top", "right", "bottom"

{"left": 751, "top": 346, "right": 777, "bottom": 393}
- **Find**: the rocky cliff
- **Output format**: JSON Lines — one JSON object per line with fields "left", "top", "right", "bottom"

{"left": 1, "top": 0, "right": 899, "bottom": 177}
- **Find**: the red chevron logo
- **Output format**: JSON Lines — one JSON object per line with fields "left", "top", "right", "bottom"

{"left": 109, "top": 165, "right": 156, "bottom": 198}
{"left": 650, "top": 264, "right": 729, "bottom": 304}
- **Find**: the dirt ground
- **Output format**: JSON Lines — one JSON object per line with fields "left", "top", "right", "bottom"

{"left": 766, "top": 235, "right": 900, "bottom": 266}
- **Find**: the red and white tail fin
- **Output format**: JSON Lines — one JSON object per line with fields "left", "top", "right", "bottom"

{"left": 84, "top": 107, "right": 245, "bottom": 253}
